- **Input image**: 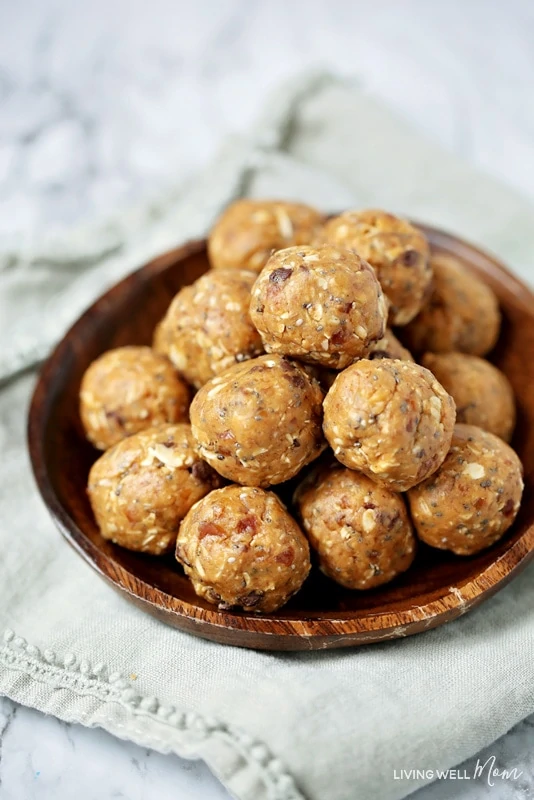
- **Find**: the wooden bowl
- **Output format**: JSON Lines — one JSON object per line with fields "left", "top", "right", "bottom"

{"left": 28, "top": 226, "right": 534, "bottom": 651}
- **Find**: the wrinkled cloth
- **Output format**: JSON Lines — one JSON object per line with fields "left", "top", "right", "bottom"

{"left": 1, "top": 72, "right": 534, "bottom": 800}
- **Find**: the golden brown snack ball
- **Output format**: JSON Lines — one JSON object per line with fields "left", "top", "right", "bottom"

{"left": 407, "top": 424, "right": 523, "bottom": 556}
{"left": 208, "top": 199, "right": 324, "bottom": 273}
{"left": 368, "top": 328, "right": 414, "bottom": 362}
{"left": 190, "top": 354, "right": 325, "bottom": 487}
{"left": 88, "top": 424, "right": 222, "bottom": 555}
{"left": 311, "top": 329, "right": 413, "bottom": 392}
{"left": 176, "top": 485, "right": 311, "bottom": 613}
{"left": 80, "top": 346, "right": 190, "bottom": 451}
{"left": 153, "top": 269, "right": 263, "bottom": 389}
{"left": 401, "top": 254, "right": 501, "bottom": 356}
{"left": 320, "top": 209, "right": 431, "bottom": 325}
{"left": 152, "top": 319, "right": 171, "bottom": 355}
{"left": 294, "top": 462, "right": 416, "bottom": 590}
{"left": 323, "top": 359, "right": 456, "bottom": 492}
{"left": 422, "top": 352, "right": 515, "bottom": 442}
{"left": 250, "top": 245, "right": 388, "bottom": 368}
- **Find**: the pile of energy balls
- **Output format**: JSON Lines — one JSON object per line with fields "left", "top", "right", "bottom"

{"left": 81, "top": 201, "right": 524, "bottom": 614}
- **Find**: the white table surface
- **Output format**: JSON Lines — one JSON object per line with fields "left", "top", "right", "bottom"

{"left": 1, "top": 1, "right": 534, "bottom": 798}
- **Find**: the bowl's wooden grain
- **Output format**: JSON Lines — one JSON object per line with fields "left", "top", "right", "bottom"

{"left": 28, "top": 226, "right": 534, "bottom": 650}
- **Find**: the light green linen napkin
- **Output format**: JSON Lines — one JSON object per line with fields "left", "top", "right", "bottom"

{"left": 1, "top": 72, "right": 534, "bottom": 800}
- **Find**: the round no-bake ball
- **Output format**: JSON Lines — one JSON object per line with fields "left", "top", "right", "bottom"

{"left": 80, "top": 346, "right": 190, "bottom": 451}
{"left": 323, "top": 359, "right": 456, "bottom": 492}
{"left": 294, "top": 462, "right": 416, "bottom": 589}
{"left": 176, "top": 485, "right": 311, "bottom": 613}
{"left": 319, "top": 209, "right": 431, "bottom": 325}
{"left": 250, "top": 245, "right": 388, "bottom": 368}
{"left": 190, "top": 354, "right": 325, "bottom": 486}
{"left": 208, "top": 199, "right": 324, "bottom": 273}
{"left": 407, "top": 424, "right": 523, "bottom": 555}
{"left": 368, "top": 328, "right": 414, "bottom": 362}
{"left": 88, "top": 424, "right": 222, "bottom": 554}
{"left": 311, "top": 328, "right": 414, "bottom": 392}
{"left": 400, "top": 254, "right": 501, "bottom": 356}
{"left": 422, "top": 352, "right": 515, "bottom": 442}
{"left": 153, "top": 269, "right": 263, "bottom": 389}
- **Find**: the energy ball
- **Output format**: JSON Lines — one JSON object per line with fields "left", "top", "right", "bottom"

{"left": 422, "top": 352, "right": 516, "bottom": 442}
{"left": 250, "top": 245, "right": 388, "bottom": 368}
{"left": 320, "top": 209, "right": 431, "bottom": 325}
{"left": 190, "top": 354, "right": 325, "bottom": 486}
{"left": 323, "top": 359, "right": 456, "bottom": 492}
{"left": 208, "top": 199, "right": 324, "bottom": 273}
{"left": 154, "top": 269, "right": 263, "bottom": 389}
{"left": 368, "top": 328, "right": 414, "bottom": 362}
{"left": 407, "top": 424, "right": 523, "bottom": 556}
{"left": 152, "top": 318, "right": 171, "bottom": 355}
{"left": 400, "top": 254, "right": 501, "bottom": 356}
{"left": 310, "top": 329, "right": 413, "bottom": 393}
{"left": 311, "top": 329, "right": 414, "bottom": 392}
{"left": 88, "top": 424, "right": 222, "bottom": 555}
{"left": 294, "top": 462, "right": 416, "bottom": 589}
{"left": 176, "top": 485, "right": 311, "bottom": 613}
{"left": 80, "top": 346, "right": 190, "bottom": 451}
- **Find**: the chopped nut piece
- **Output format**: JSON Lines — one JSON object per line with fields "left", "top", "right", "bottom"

{"left": 464, "top": 462, "right": 485, "bottom": 480}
